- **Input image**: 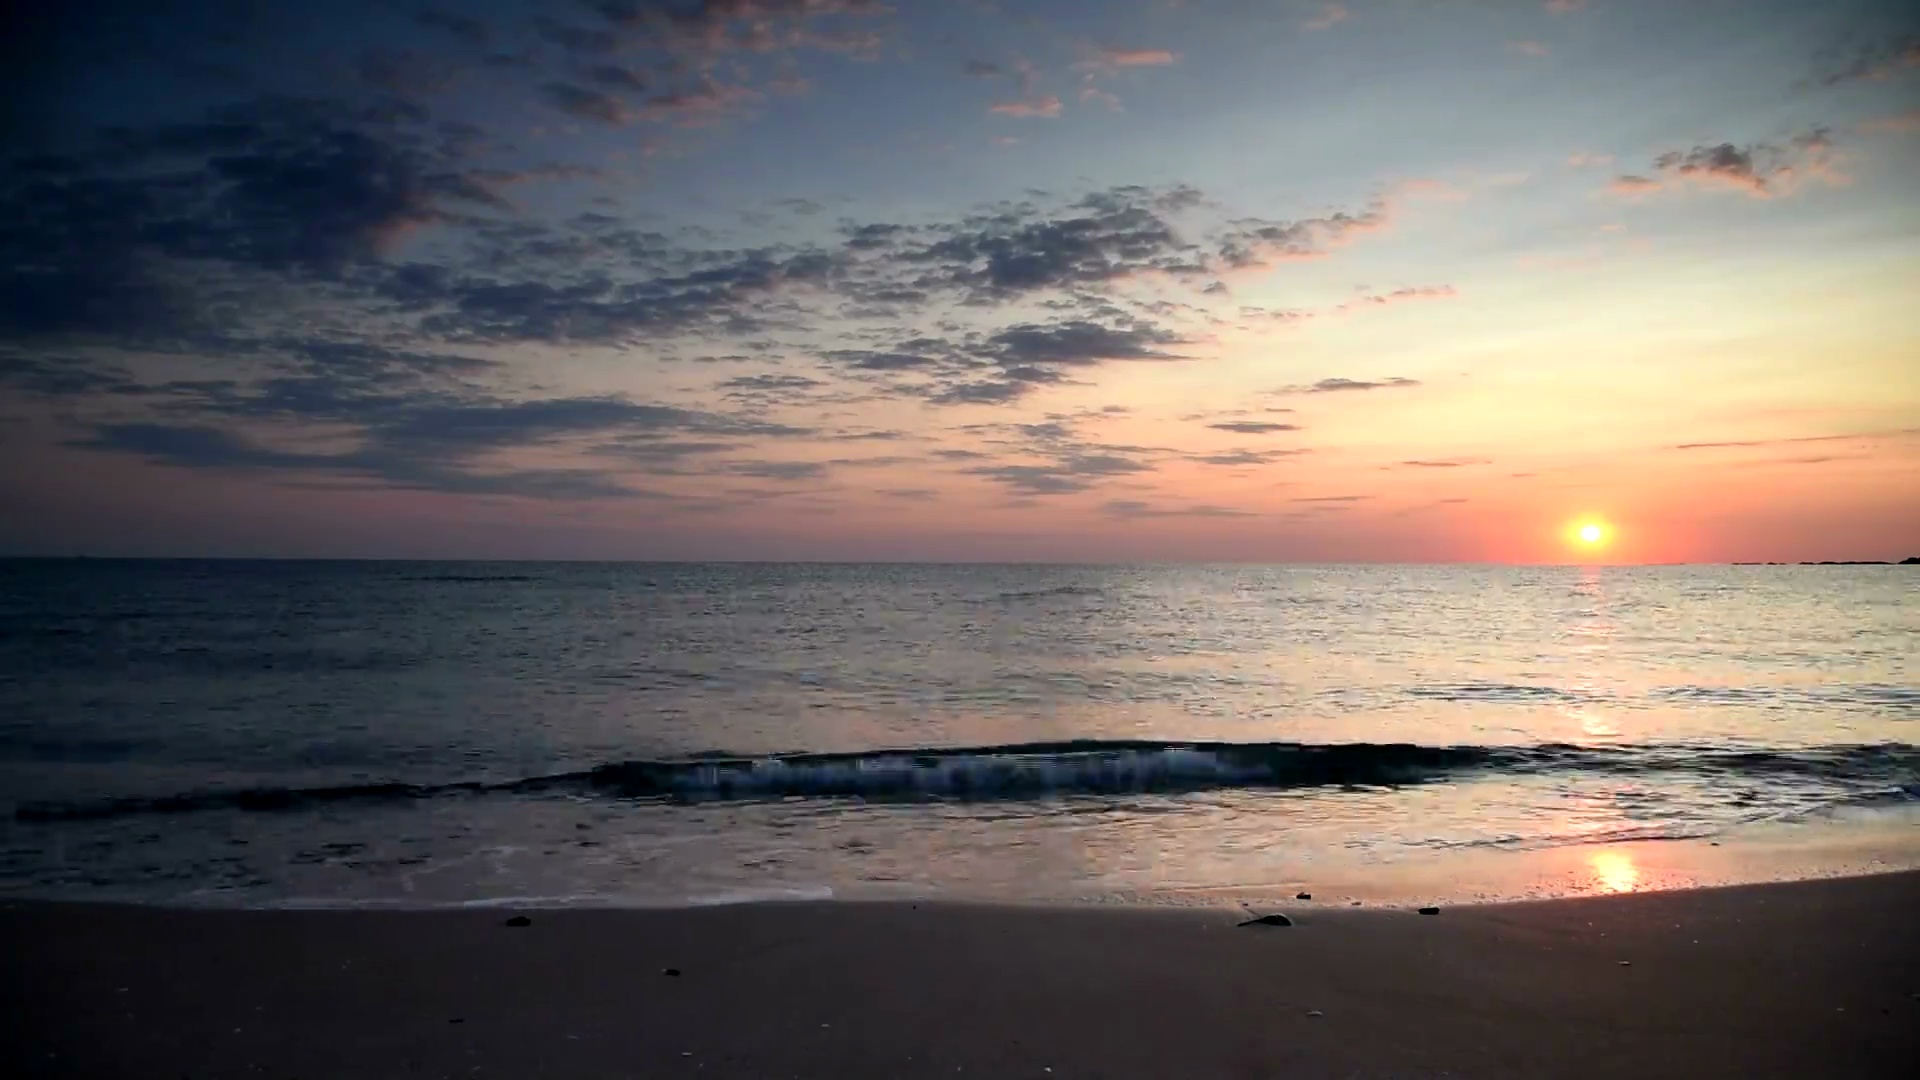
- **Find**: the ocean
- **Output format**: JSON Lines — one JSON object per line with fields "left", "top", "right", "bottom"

{"left": 1, "top": 560, "right": 1914, "bottom": 908}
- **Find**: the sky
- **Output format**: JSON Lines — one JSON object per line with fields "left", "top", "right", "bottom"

{"left": 1, "top": 0, "right": 1916, "bottom": 563}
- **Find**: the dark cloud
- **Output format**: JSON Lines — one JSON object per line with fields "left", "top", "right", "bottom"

{"left": 963, "top": 449, "right": 1152, "bottom": 495}
{"left": 1818, "top": 36, "right": 1919, "bottom": 86}
{"left": 1399, "top": 458, "right": 1488, "bottom": 468}
{"left": 587, "top": 64, "right": 650, "bottom": 92}
{"left": 1193, "top": 448, "right": 1308, "bottom": 466}
{"left": 718, "top": 373, "right": 824, "bottom": 391}
{"left": 1102, "top": 500, "right": 1251, "bottom": 518}
{"left": 77, "top": 421, "right": 644, "bottom": 501}
{"left": 931, "top": 380, "right": 1032, "bottom": 406}
{"left": 1279, "top": 377, "right": 1422, "bottom": 394}
{"left": 543, "top": 83, "right": 635, "bottom": 124}
{"left": 728, "top": 459, "right": 827, "bottom": 481}
{"left": 1217, "top": 202, "right": 1389, "bottom": 268}
{"left": 416, "top": 10, "right": 491, "bottom": 47}
{"left": 877, "top": 487, "right": 937, "bottom": 500}
{"left": 963, "top": 60, "right": 1003, "bottom": 77}
{"left": 907, "top": 194, "right": 1205, "bottom": 299}
{"left": 824, "top": 349, "right": 940, "bottom": 371}
{"left": 1207, "top": 421, "right": 1300, "bottom": 434}
{"left": 985, "top": 321, "right": 1185, "bottom": 367}
{"left": 1611, "top": 130, "right": 1840, "bottom": 198}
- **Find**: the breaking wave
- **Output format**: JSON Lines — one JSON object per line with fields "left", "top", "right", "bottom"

{"left": 12, "top": 739, "right": 1917, "bottom": 822}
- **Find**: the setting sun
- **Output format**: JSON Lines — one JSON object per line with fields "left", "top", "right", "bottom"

{"left": 1566, "top": 518, "right": 1614, "bottom": 553}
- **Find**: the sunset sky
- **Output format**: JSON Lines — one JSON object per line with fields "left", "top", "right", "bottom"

{"left": 2, "top": 0, "right": 1916, "bottom": 562}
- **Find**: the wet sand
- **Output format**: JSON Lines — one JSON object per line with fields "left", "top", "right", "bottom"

{"left": 4, "top": 872, "right": 1916, "bottom": 1079}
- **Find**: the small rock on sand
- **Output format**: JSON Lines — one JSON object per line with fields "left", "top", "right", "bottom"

{"left": 503, "top": 915, "right": 532, "bottom": 927}
{"left": 1418, "top": 906, "right": 1440, "bottom": 916}
{"left": 1296, "top": 892, "right": 1312, "bottom": 900}
{"left": 1306, "top": 1009, "right": 1324, "bottom": 1018}
{"left": 663, "top": 968, "right": 681, "bottom": 977}
{"left": 1237, "top": 913, "right": 1293, "bottom": 927}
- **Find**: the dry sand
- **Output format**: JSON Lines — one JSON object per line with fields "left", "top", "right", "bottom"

{"left": 4, "top": 872, "right": 1916, "bottom": 1079}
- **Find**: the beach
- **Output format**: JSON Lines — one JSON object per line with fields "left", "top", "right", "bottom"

{"left": 5, "top": 871, "right": 1915, "bottom": 1079}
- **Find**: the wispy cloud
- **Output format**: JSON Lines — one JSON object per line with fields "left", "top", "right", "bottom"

{"left": 1509, "top": 41, "right": 1550, "bottom": 58}
{"left": 1080, "top": 46, "right": 1180, "bottom": 70}
{"left": 1277, "top": 377, "right": 1423, "bottom": 394}
{"left": 1303, "top": 4, "right": 1349, "bottom": 32}
{"left": 1818, "top": 36, "right": 1920, "bottom": 86}
{"left": 1860, "top": 109, "right": 1920, "bottom": 135}
{"left": 1207, "top": 421, "right": 1301, "bottom": 434}
{"left": 1545, "top": 0, "right": 1586, "bottom": 13}
{"left": 989, "top": 95, "right": 1063, "bottom": 118}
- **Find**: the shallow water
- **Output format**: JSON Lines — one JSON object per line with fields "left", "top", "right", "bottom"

{"left": 1, "top": 561, "right": 1914, "bottom": 906}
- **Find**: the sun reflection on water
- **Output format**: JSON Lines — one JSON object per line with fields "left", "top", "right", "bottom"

{"left": 1590, "top": 849, "right": 1640, "bottom": 893}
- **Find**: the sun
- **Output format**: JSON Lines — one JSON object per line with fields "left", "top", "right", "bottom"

{"left": 1566, "top": 517, "right": 1614, "bottom": 552}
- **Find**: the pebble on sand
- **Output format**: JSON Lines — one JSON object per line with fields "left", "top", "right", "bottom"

{"left": 1296, "top": 892, "right": 1312, "bottom": 900}
{"left": 663, "top": 968, "right": 682, "bottom": 977}
{"left": 504, "top": 915, "right": 532, "bottom": 927}
{"left": 1418, "top": 907, "right": 1440, "bottom": 916}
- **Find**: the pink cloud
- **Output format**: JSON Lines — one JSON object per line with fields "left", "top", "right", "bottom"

{"left": 1609, "top": 130, "right": 1847, "bottom": 199}
{"left": 1303, "top": 3, "right": 1348, "bottom": 31}
{"left": 1091, "top": 47, "right": 1179, "bottom": 67}
{"left": 1080, "top": 87, "right": 1123, "bottom": 111}
{"left": 989, "top": 95, "right": 1063, "bottom": 118}
{"left": 1332, "top": 285, "right": 1458, "bottom": 315}
{"left": 1509, "top": 40, "right": 1550, "bottom": 58}
{"left": 1566, "top": 152, "right": 1614, "bottom": 168}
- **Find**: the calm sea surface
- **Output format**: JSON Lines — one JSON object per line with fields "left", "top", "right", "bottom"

{"left": 1, "top": 561, "right": 1914, "bottom": 907}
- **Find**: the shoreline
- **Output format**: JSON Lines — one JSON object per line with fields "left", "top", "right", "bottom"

{"left": 7, "top": 871, "right": 1916, "bottom": 1078}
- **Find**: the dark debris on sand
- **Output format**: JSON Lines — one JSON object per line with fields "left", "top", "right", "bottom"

{"left": 1237, "top": 913, "right": 1293, "bottom": 927}
{"left": 504, "top": 915, "right": 532, "bottom": 927}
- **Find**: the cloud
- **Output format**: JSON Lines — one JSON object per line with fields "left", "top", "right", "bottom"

{"left": 1399, "top": 458, "right": 1489, "bottom": 468}
{"left": 727, "top": 459, "right": 827, "bottom": 481}
{"left": 1669, "top": 430, "right": 1919, "bottom": 451}
{"left": 1333, "top": 285, "right": 1456, "bottom": 313}
{"left": 543, "top": 83, "right": 636, "bottom": 124}
{"left": 1566, "top": 152, "right": 1614, "bottom": 168}
{"left": 1610, "top": 130, "right": 1845, "bottom": 199}
{"left": 1207, "top": 421, "right": 1300, "bottom": 434}
{"left": 1192, "top": 448, "right": 1309, "bottom": 466}
{"left": 1818, "top": 36, "right": 1920, "bottom": 86}
{"left": 1509, "top": 41, "right": 1550, "bottom": 58}
{"left": 1082, "top": 47, "right": 1179, "bottom": 68}
{"left": 416, "top": 10, "right": 491, "bottom": 46}
{"left": 1216, "top": 200, "right": 1391, "bottom": 268}
{"left": 1860, "top": 109, "right": 1920, "bottom": 135}
{"left": 78, "top": 422, "right": 645, "bottom": 501}
{"left": 1303, "top": 4, "right": 1348, "bottom": 31}
{"left": 1278, "top": 377, "right": 1422, "bottom": 394}
{"left": 986, "top": 321, "right": 1186, "bottom": 367}
{"left": 989, "top": 95, "right": 1063, "bottom": 118}
{"left": 1545, "top": 0, "right": 1585, "bottom": 13}
{"left": 963, "top": 59, "right": 1003, "bottom": 77}
{"left": 1293, "top": 494, "right": 1371, "bottom": 503}
{"left": 1081, "top": 88, "right": 1123, "bottom": 111}
{"left": 1102, "top": 500, "right": 1251, "bottom": 518}
{"left": 587, "top": 65, "right": 650, "bottom": 92}
{"left": 878, "top": 487, "right": 937, "bottom": 500}
{"left": 965, "top": 452, "right": 1152, "bottom": 495}
{"left": 644, "top": 78, "right": 760, "bottom": 125}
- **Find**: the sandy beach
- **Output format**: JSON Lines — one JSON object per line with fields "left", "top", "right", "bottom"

{"left": 4, "top": 871, "right": 1915, "bottom": 1079}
